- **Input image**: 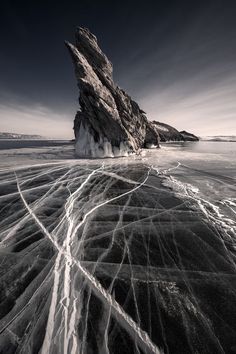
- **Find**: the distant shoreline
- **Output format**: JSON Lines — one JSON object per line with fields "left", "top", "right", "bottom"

{"left": 200, "top": 139, "right": 236, "bottom": 142}
{"left": 0, "top": 139, "right": 73, "bottom": 150}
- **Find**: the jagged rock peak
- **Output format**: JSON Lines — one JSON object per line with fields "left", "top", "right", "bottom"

{"left": 74, "top": 27, "right": 113, "bottom": 80}
{"left": 66, "top": 27, "right": 160, "bottom": 157}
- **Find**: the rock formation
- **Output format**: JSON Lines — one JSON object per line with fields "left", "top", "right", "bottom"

{"left": 152, "top": 121, "right": 184, "bottom": 142}
{"left": 179, "top": 130, "right": 199, "bottom": 141}
{"left": 65, "top": 27, "right": 159, "bottom": 157}
{"left": 66, "top": 27, "right": 198, "bottom": 157}
{"left": 152, "top": 122, "right": 199, "bottom": 142}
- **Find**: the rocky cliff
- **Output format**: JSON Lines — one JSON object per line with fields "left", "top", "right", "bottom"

{"left": 65, "top": 27, "right": 159, "bottom": 157}
{"left": 152, "top": 122, "right": 199, "bottom": 142}
{"left": 66, "top": 27, "right": 198, "bottom": 157}
{"left": 179, "top": 130, "right": 199, "bottom": 141}
{"left": 152, "top": 121, "right": 183, "bottom": 142}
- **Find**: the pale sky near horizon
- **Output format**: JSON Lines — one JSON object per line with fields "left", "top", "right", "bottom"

{"left": 0, "top": 0, "right": 236, "bottom": 139}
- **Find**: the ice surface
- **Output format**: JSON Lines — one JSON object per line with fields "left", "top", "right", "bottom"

{"left": 0, "top": 141, "right": 235, "bottom": 353}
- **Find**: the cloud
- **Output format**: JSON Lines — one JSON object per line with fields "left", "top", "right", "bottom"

{"left": 0, "top": 101, "right": 74, "bottom": 139}
{"left": 139, "top": 71, "right": 236, "bottom": 136}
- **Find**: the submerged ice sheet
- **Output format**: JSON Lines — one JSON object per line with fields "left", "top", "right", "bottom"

{"left": 0, "top": 141, "right": 236, "bottom": 353}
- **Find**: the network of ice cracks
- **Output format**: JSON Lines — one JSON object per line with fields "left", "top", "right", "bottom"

{"left": 0, "top": 159, "right": 236, "bottom": 354}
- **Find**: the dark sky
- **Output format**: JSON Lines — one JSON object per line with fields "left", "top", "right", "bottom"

{"left": 0, "top": 0, "right": 236, "bottom": 138}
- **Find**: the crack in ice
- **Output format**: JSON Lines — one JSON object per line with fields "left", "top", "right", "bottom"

{"left": 15, "top": 167, "right": 163, "bottom": 354}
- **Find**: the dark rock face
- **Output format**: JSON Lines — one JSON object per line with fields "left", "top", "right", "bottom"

{"left": 66, "top": 27, "right": 199, "bottom": 156}
{"left": 179, "top": 130, "right": 199, "bottom": 141}
{"left": 66, "top": 27, "right": 160, "bottom": 157}
{"left": 152, "top": 121, "right": 183, "bottom": 142}
{"left": 153, "top": 122, "right": 199, "bottom": 142}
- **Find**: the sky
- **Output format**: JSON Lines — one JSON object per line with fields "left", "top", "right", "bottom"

{"left": 0, "top": 0, "right": 236, "bottom": 138}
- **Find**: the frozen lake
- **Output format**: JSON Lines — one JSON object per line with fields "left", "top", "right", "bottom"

{"left": 0, "top": 140, "right": 235, "bottom": 353}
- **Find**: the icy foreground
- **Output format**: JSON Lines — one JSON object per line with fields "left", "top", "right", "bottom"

{"left": 0, "top": 143, "right": 236, "bottom": 353}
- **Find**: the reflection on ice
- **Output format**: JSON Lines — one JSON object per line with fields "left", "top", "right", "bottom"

{"left": 0, "top": 143, "right": 236, "bottom": 353}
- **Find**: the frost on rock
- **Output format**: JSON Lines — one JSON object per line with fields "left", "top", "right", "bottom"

{"left": 154, "top": 124, "right": 169, "bottom": 132}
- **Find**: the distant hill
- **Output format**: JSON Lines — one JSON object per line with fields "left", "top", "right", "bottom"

{"left": 0, "top": 132, "right": 44, "bottom": 140}
{"left": 200, "top": 136, "right": 236, "bottom": 142}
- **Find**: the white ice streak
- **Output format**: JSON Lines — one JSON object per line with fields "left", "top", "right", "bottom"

{"left": 1, "top": 167, "right": 71, "bottom": 246}
{"left": 15, "top": 167, "right": 163, "bottom": 354}
{"left": 161, "top": 172, "right": 236, "bottom": 239}
{"left": 151, "top": 162, "right": 181, "bottom": 176}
